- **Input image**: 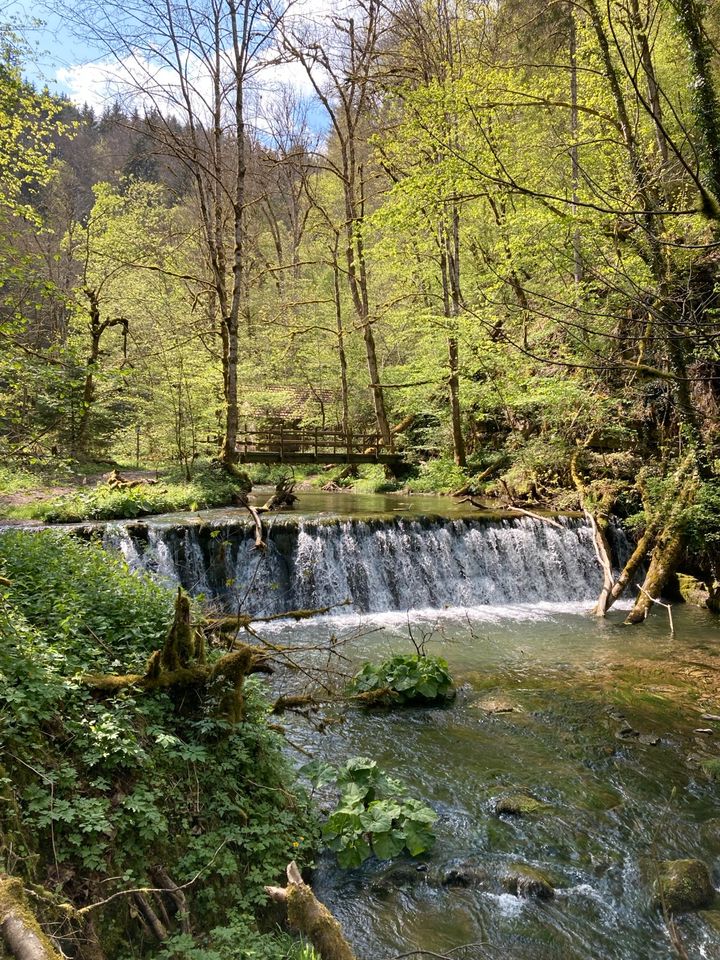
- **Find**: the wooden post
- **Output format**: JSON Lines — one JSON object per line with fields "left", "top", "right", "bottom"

{"left": 314, "top": 427, "right": 318, "bottom": 460}
{"left": 244, "top": 421, "right": 248, "bottom": 456}
{"left": 280, "top": 423, "right": 284, "bottom": 462}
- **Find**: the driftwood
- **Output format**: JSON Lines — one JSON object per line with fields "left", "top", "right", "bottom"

{"left": 265, "top": 862, "right": 355, "bottom": 960}
{"left": 0, "top": 876, "right": 63, "bottom": 960}
{"left": 259, "top": 478, "right": 298, "bottom": 513}
{"left": 459, "top": 496, "right": 563, "bottom": 529}
{"left": 105, "top": 470, "right": 158, "bottom": 490}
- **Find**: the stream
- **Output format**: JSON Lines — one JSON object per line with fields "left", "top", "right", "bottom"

{"left": 53, "top": 492, "right": 720, "bottom": 957}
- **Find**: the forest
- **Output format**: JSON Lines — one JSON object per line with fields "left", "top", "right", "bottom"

{"left": 1, "top": 0, "right": 720, "bottom": 957}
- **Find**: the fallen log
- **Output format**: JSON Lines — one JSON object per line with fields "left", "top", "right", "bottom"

{"left": 0, "top": 876, "right": 62, "bottom": 960}
{"left": 265, "top": 862, "right": 355, "bottom": 960}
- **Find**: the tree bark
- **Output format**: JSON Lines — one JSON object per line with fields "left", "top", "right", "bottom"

{"left": 0, "top": 877, "right": 63, "bottom": 960}
{"left": 265, "top": 862, "right": 356, "bottom": 960}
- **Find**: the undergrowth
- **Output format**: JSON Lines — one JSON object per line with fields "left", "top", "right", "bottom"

{"left": 0, "top": 531, "right": 317, "bottom": 959}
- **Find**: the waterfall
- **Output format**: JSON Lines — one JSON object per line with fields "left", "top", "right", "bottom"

{"left": 104, "top": 515, "right": 621, "bottom": 616}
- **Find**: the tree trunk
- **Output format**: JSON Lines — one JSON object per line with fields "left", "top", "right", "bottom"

{"left": 569, "top": 7, "right": 583, "bottom": 286}
{"left": 625, "top": 529, "right": 685, "bottom": 624}
{"left": 265, "top": 862, "right": 355, "bottom": 960}
{"left": 675, "top": 0, "right": 720, "bottom": 214}
{"left": 332, "top": 240, "right": 351, "bottom": 444}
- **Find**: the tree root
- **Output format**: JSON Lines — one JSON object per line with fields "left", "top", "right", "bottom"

{"left": 265, "top": 862, "right": 355, "bottom": 960}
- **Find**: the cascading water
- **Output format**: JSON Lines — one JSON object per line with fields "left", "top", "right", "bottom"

{"left": 103, "top": 515, "right": 621, "bottom": 615}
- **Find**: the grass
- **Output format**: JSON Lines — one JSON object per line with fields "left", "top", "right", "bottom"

{"left": 0, "top": 464, "right": 39, "bottom": 494}
{"left": 2, "top": 463, "right": 248, "bottom": 523}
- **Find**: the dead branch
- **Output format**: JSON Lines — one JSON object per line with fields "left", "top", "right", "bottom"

{"left": 0, "top": 876, "right": 63, "bottom": 960}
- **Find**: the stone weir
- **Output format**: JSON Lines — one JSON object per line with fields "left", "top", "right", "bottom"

{"left": 96, "top": 513, "right": 623, "bottom": 616}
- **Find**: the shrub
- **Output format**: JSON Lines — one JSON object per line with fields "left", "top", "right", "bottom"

{"left": 350, "top": 653, "right": 454, "bottom": 705}
{"left": 30, "top": 466, "right": 246, "bottom": 523}
{"left": 301, "top": 757, "right": 436, "bottom": 868}
{"left": 407, "top": 459, "right": 468, "bottom": 494}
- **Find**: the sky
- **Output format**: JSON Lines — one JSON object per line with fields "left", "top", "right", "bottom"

{"left": 6, "top": 0, "right": 330, "bottom": 121}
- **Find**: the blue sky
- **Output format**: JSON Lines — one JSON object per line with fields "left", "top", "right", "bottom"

{"left": 6, "top": 0, "right": 330, "bottom": 134}
{"left": 7, "top": 0, "right": 106, "bottom": 102}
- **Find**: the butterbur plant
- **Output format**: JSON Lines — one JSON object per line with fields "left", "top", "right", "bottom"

{"left": 301, "top": 757, "right": 437, "bottom": 869}
{"left": 350, "top": 653, "right": 454, "bottom": 706}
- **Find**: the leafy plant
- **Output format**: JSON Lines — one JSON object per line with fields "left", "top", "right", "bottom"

{"left": 0, "top": 531, "right": 318, "bottom": 956}
{"left": 301, "top": 757, "right": 437, "bottom": 869}
{"left": 350, "top": 653, "right": 454, "bottom": 705}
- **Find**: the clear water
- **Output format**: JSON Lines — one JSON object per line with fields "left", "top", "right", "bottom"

{"left": 264, "top": 605, "right": 720, "bottom": 960}
{"left": 94, "top": 497, "right": 720, "bottom": 957}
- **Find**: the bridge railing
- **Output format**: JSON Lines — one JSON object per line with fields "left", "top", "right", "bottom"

{"left": 239, "top": 425, "right": 382, "bottom": 460}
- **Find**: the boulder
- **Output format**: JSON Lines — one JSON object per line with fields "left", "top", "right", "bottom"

{"left": 676, "top": 573, "right": 720, "bottom": 612}
{"left": 439, "top": 861, "right": 488, "bottom": 888}
{"left": 653, "top": 859, "right": 715, "bottom": 913}
{"left": 503, "top": 863, "right": 555, "bottom": 899}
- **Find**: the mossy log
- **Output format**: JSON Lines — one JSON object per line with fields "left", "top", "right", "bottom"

{"left": 0, "top": 877, "right": 62, "bottom": 960}
{"left": 625, "top": 467, "right": 697, "bottom": 625}
{"left": 265, "top": 862, "right": 355, "bottom": 960}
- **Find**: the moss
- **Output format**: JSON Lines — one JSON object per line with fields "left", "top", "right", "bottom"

{"left": 653, "top": 859, "right": 715, "bottom": 913}
{"left": 502, "top": 863, "right": 555, "bottom": 899}
{"left": 286, "top": 883, "right": 355, "bottom": 960}
{"left": 494, "top": 793, "right": 549, "bottom": 817}
{"left": 700, "top": 758, "right": 720, "bottom": 781}
{"left": 160, "top": 589, "right": 195, "bottom": 672}
{"left": 0, "top": 876, "right": 63, "bottom": 958}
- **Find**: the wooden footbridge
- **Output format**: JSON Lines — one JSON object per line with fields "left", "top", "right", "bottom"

{"left": 237, "top": 425, "right": 403, "bottom": 465}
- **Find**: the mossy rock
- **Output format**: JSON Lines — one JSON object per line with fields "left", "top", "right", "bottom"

{"left": 700, "top": 758, "right": 720, "bottom": 782}
{"left": 699, "top": 910, "right": 720, "bottom": 935}
{"left": 653, "top": 859, "right": 715, "bottom": 913}
{"left": 494, "top": 792, "right": 549, "bottom": 817}
{"left": 676, "top": 573, "right": 720, "bottom": 612}
{"left": 502, "top": 863, "right": 555, "bottom": 899}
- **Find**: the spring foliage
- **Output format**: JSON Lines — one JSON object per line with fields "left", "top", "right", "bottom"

{"left": 301, "top": 757, "right": 437, "bottom": 868}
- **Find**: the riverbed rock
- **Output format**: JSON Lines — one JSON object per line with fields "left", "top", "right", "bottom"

{"left": 438, "top": 860, "right": 489, "bottom": 887}
{"left": 503, "top": 863, "right": 555, "bottom": 899}
{"left": 699, "top": 910, "right": 720, "bottom": 934}
{"left": 474, "top": 696, "right": 517, "bottom": 714}
{"left": 676, "top": 573, "right": 720, "bottom": 612}
{"left": 653, "top": 859, "right": 715, "bottom": 913}
{"left": 494, "top": 792, "right": 549, "bottom": 817}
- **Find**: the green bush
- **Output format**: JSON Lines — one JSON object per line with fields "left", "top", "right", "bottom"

{"left": 406, "top": 459, "right": 468, "bottom": 494}
{"left": 301, "top": 757, "right": 436, "bottom": 868}
{"left": 350, "top": 653, "right": 454, "bottom": 705}
{"left": 0, "top": 532, "right": 317, "bottom": 957}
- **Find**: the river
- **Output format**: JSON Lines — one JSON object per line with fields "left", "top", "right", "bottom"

{"left": 79, "top": 492, "right": 720, "bottom": 957}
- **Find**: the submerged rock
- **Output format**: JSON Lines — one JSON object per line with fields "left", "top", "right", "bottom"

{"left": 494, "top": 793, "right": 549, "bottom": 817}
{"left": 438, "top": 860, "right": 489, "bottom": 888}
{"left": 503, "top": 863, "right": 555, "bottom": 899}
{"left": 474, "top": 696, "right": 517, "bottom": 714}
{"left": 653, "top": 859, "right": 715, "bottom": 913}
